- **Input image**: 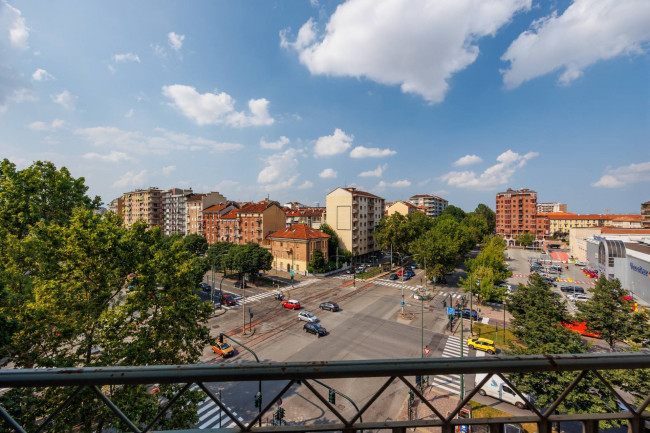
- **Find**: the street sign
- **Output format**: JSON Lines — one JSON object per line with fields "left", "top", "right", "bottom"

{"left": 401, "top": 301, "right": 405, "bottom": 306}
{"left": 423, "top": 347, "right": 431, "bottom": 356}
{"left": 276, "top": 398, "right": 282, "bottom": 406}
{"left": 446, "top": 307, "right": 456, "bottom": 315}
{"left": 290, "top": 270, "right": 295, "bottom": 276}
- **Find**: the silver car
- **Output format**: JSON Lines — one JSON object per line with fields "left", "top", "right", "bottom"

{"left": 298, "top": 311, "right": 319, "bottom": 323}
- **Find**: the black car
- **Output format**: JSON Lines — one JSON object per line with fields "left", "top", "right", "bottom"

{"left": 304, "top": 322, "right": 327, "bottom": 337}
{"left": 560, "top": 285, "right": 584, "bottom": 293}
{"left": 199, "top": 283, "right": 211, "bottom": 292}
{"left": 456, "top": 308, "right": 479, "bottom": 320}
{"left": 234, "top": 281, "right": 248, "bottom": 288}
{"left": 319, "top": 302, "right": 339, "bottom": 312}
{"left": 389, "top": 273, "right": 398, "bottom": 280}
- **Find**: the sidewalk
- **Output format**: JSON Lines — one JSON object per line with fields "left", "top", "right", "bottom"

{"left": 397, "top": 385, "right": 461, "bottom": 432}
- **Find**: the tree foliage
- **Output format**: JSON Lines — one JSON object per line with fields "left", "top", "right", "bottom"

{"left": 309, "top": 249, "right": 327, "bottom": 273}
{"left": 462, "top": 236, "right": 510, "bottom": 302}
{"left": 440, "top": 205, "right": 466, "bottom": 223}
{"left": 319, "top": 223, "right": 349, "bottom": 262}
{"left": 515, "top": 231, "right": 535, "bottom": 247}
{"left": 183, "top": 233, "right": 209, "bottom": 256}
{"left": 223, "top": 242, "right": 273, "bottom": 278}
{"left": 474, "top": 203, "right": 496, "bottom": 233}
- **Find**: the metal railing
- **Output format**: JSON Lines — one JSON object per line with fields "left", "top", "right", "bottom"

{"left": 1, "top": 353, "right": 649, "bottom": 433}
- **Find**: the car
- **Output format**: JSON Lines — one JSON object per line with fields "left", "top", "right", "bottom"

{"left": 199, "top": 283, "right": 211, "bottom": 292}
{"left": 406, "top": 270, "right": 415, "bottom": 277}
{"left": 282, "top": 299, "right": 301, "bottom": 309}
{"left": 561, "top": 285, "right": 585, "bottom": 294}
{"left": 438, "top": 276, "right": 448, "bottom": 284}
{"left": 574, "top": 261, "right": 587, "bottom": 266}
{"left": 568, "top": 293, "right": 588, "bottom": 302}
{"left": 303, "top": 322, "right": 327, "bottom": 337}
{"left": 212, "top": 341, "right": 235, "bottom": 358}
{"left": 298, "top": 311, "right": 319, "bottom": 322}
{"left": 411, "top": 264, "right": 418, "bottom": 269}
{"left": 402, "top": 274, "right": 411, "bottom": 281}
{"left": 221, "top": 293, "right": 237, "bottom": 306}
{"left": 319, "top": 302, "right": 339, "bottom": 311}
{"left": 346, "top": 268, "right": 354, "bottom": 274}
{"left": 234, "top": 281, "right": 248, "bottom": 288}
{"left": 389, "top": 273, "right": 398, "bottom": 281}
{"left": 467, "top": 337, "right": 496, "bottom": 354}
{"left": 456, "top": 308, "right": 479, "bottom": 320}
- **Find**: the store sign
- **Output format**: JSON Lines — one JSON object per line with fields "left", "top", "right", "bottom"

{"left": 630, "top": 263, "right": 649, "bottom": 278}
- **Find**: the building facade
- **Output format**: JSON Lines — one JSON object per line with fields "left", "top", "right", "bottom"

{"left": 386, "top": 201, "right": 418, "bottom": 217}
{"left": 642, "top": 201, "right": 650, "bottom": 228}
{"left": 162, "top": 188, "right": 193, "bottom": 236}
{"left": 238, "top": 200, "right": 287, "bottom": 246}
{"left": 326, "top": 187, "right": 385, "bottom": 257}
{"left": 408, "top": 194, "right": 448, "bottom": 217}
{"left": 536, "top": 202, "right": 567, "bottom": 213}
{"left": 109, "top": 196, "right": 124, "bottom": 216}
{"left": 121, "top": 187, "right": 163, "bottom": 229}
{"left": 495, "top": 188, "right": 545, "bottom": 243}
{"left": 267, "top": 224, "right": 330, "bottom": 274}
{"left": 203, "top": 203, "right": 240, "bottom": 244}
{"left": 285, "top": 208, "right": 325, "bottom": 229}
{"left": 186, "top": 191, "right": 228, "bottom": 236}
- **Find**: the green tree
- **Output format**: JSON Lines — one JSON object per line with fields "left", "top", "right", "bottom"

{"left": 182, "top": 233, "right": 209, "bottom": 256}
{"left": 465, "top": 236, "right": 510, "bottom": 283}
{"left": 405, "top": 211, "right": 434, "bottom": 241}
{"left": 225, "top": 242, "right": 273, "bottom": 279}
{"left": 206, "top": 241, "right": 236, "bottom": 273}
{"left": 474, "top": 203, "right": 496, "bottom": 233}
{"left": 373, "top": 213, "right": 411, "bottom": 257}
{"left": 461, "top": 212, "right": 489, "bottom": 245}
{"left": 319, "top": 223, "right": 348, "bottom": 262}
{"left": 309, "top": 249, "right": 326, "bottom": 273}
{"left": 440, "top": 205, "right": 466, "bottom": 223}
{"left": 515, "top": 232, "right": 535, "bottom": 247}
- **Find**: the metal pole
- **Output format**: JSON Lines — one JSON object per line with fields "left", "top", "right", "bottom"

{"left": 219, "top": 389, "right": 222, "bottom": 428}
{"left": 460, "top": 310, "right": 464, "bottom": 400}
{"left": 470, "top": 274, "right": 473, "bottom": 336}
{"left": 421, "top": 294, "right": 424, "bottom": 359}
{"left": 224, "top": 335, "right": 262, "bottom": 427}
{"left": 242, "top": 273, "right": 246, "bottom": 335}
{"left": 504, "top": 298, "right": 506, "bottom": 344}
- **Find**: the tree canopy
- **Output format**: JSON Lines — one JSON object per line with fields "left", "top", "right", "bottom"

{"left": 515, "top": 232, "right": 535, "bottom": 247}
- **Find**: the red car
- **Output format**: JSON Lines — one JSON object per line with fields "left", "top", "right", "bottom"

{"left": 221, "top": 293, "right": 237, "bottom": 306}
{"left": 282, "top": 299, "right": 301, "bottom": 309}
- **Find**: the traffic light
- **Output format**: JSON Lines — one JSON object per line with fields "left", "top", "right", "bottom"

{"left": 409, "top": 389, "right": 415, "bottom": 403}
{"left": 462, "top": 295, "right": 466, "bottom": 302}
{"left": 278, "top": 407, "right": 285, "bottom": 420}
{"left": 415, "top": 375, "right": 422, "bottom": 387}
{"left": 218, "top": 333, "right": 224, "bottom": 344}
{"left": 328, "top": 390, "right": 336, "bottom": 404}
{"left": 254, "top": 392, "right": 261, "bottom": 408}
{"left": 443, "top": 300, "right": 447, "bottom": 308}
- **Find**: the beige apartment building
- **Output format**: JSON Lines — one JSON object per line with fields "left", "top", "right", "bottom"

{"left": 121, "top": 187, "right": 163, "bottom": 229}
{"left": 186, "top": 191, "right": 228, "bottom": 236}
{"left": 326, "top": 187, "right": 385, "bottom": 257}
{"left": 536, "top": 202, "right": 567, "bottom": 213}
{"left": 267, "top": 224, "right": 329, "bottom": 273}
{"left": 238, "top": 200, "right": 287, "bottom": 245}
{"left": 386, "top": 201, "right": 418, "bottom": 217}
{"left": 408, "top": 194, "right": 448, "bottom": 217}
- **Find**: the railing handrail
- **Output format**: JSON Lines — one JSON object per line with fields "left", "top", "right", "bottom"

{"left": 2, "top": 353, "right": 649, "bottom": 387}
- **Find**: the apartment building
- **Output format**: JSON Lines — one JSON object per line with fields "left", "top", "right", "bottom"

{"left": 121, "top": 187, "right": 163, "bottom": 229}
{"left": 202, "top": 200, "right": 286, "bottom": 246}
{"left": 326, "top": 187, "right": 385, "bottom": 257}
{"left": 203, "top": 203, "right": 240, "bottom": 244}
{"left": 642, "top": 201, "right": 650, "bottom": 228}
{"left": 536, "top": 202, "right": 567, "bottom": 213}
{"left": 109, "top": 196, "right": 123, "bottom": 216}
{"left": 495, "top": 188, "right": 546, "bottom": 243}
{"left": 285, "top": 207, "right": 325, "bottom": 229}
{"left": 267, "top": 224, "right": 330, "bottom": 273}
{"left": 162, "top": 188, "right": 194, "bottom": 236}
{"left": 408, "top": 194, "right": 448, "bottom": 217}
{"left": 186, "top": 191, "right": 228, "bottom": 236}
{"left": 386, "top": 201, "right": 418, "bottom": 217}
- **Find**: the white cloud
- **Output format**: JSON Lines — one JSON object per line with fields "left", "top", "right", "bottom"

{"left": 27, "top": 119, "right": 65, "bottom": 131}
{"left": 378, "top": 179, "right": 411, "bottom": 188}
{"left": 440, "top": 149, "right": 539, "bottom": 189}
{"left": 162, "top": 165, "right": 176, "bottom": 176}
{"left": 52, "top": 90, "right": 77, "bottom": 110}
{"left": 314, "top": 128, "right": 353, "bottom": 157}
{"left": 502, "top": 0, "right": 650, "bottom": 88}
{"left": 162, "top": 84, "right": 274, "bottom": 127}
{"left": 82, "top": 151, "right": 131, "bottom": 163}
{"left": 281, "top": 0, "right": 531, "bottom": 103}
{"left": 113, "top": 53, "right": 141, "bottom": 63}
{"left": 350, "top": 146, "right": 396, "bottom": 159}
{"left": 32, "top": 68, "right": 55, "bottom": 81}
{"left": 359, "top": 163, "right": 387, "bottom": 177}
{"left": 2, "top": 2, "right": 29, "bottom": 49}
{"left": 319, "top": 168, "right": 338, "bottom": 178}
{"left": 113, "top": 170, "right": 148, "bottom": 189}
{"left": 168, "top": 32, "right": 185, "bottom": 51}
{"left": 75, "top": 126, "right": 242, "bottom": 156}
{"left": 260, "top": 136, "right": 290, "bottom": 150}
{"left": 297, "top": 180, "right": 314, "bottom": 189}
{"left": 592, "top": 161, "right": 650, "bottom": 188}
{"left": 152, "top": 43, "right": 167, "bottom": 58}
{"left": 454, "top": 154, "right": 483, "bottom": 166}
{"left": 257, "top": 149, "right": 300, "bottom": 184}
{"left": 125, "top": 108, "right": 134, "bottom": 118}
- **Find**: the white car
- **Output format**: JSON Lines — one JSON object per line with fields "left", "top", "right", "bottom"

{"left": 567, "top": 293, "right": 588, "bottom": 302}
{"left": 298, "top": 311, "right": 319, "bottom": 323}
{"left": 574, "top": 261, "right": 587, "bottom": 266}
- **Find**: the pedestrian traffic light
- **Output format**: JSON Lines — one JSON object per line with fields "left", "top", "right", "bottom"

{"left": 218, "top": 333, "right": 224, "bottom": 343}
{"left": 443, "top": 300, "right": 447, "bottom": 308}
{"left": 409, "top": 389, "right": 414, "bottom": 402}
{"left": 254, "top": 393, "right": 261, "bottom": 408}
{"left": 278, "top": 407, "right": 285, "bottom": 419}
{"left": 415, "top": 375, "right": 422, "bottom": 387}
{"left": 328, "top": 390, "right": 336, "bottom": 404}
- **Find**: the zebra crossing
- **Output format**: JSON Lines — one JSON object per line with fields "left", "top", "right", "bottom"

{"left": 193, "top": 385, "right": 243, "bottom": 429}
{"left": 430, "top": 335, "right": 483, "bottom": 395}
{"left": 222, "top": 279, "right": 323, "bottom": 309}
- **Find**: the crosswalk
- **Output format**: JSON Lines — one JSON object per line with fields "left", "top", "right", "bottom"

{"left": 430, "top": 335, "right": 482, "bottom": 395}
{"left": 222, "top": 278, "right": 324, "bottom": 309}
{"left": 193, "top": 385, "right": 243, "bottom": 429}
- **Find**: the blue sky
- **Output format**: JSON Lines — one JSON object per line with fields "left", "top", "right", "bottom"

{"left": 0, "top": 0, "right": 648, "bottom": 213}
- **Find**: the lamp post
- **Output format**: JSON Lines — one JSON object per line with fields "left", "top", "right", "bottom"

{"left": 210, "top": 253, "right": 225, "bottom": 309}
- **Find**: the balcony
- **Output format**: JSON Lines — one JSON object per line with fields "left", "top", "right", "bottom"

{"left": 0, "top": 354, "right": 647, "bottom": 433}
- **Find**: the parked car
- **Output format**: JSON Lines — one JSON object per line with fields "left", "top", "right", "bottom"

{"left": 574, "top": 261, "right": 587, "bottom": 266}
{"left": 560, "top": 285, "right": 585, "bottom": 294}
{"left": 212, "top": 341, "right": 235, "bottom": 358}
{"left": 298, "top": 311, "right": 319, "bottom": 322}
{"left": 567, "top": 293, "right": 588, "bottom": 302}
{"left": 389, "top": 273, "right": 398, "bottom": 280}
{"left": 411, "top": 264, "right": 418, "bottom": 269}
{"left": 456, "top": 308, "right": 479, "bottom": 320}
{"left": 199, "top": 282, "right": 211, "bottom": 292}
{"left": 467, "top": 337, "right": 496, "bottom": 354}
{"left": 303, "top": 322, "right": 327, "bottom": 337}
{"left": 402, "top": 274, "right": 411, "bottom": 281}
{"left": 319, "top": 302, "right": 339, "bottom": 312}
{"left": 234, "top": 281, "right": 248, "bottom": 288}
{"left": 282, "top": 299, "right": 301, "bottom": 309}
{"left": 221, "top": 293, "right": 237, "bottom": 306}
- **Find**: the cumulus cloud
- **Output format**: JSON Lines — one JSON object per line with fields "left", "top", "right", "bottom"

{"left": 314, "top": 128, "right": 353, "bottom": 157}
{"left": 113, "top": 53, "right": 141, "bottom": 63}
{"left": 32, "top": 68, "right": 55, "bottom": 81}
{"left": 52, "top": 90, "right": 77, "bottom": 110}
{"left": 82, "top": 151, "right": 131, "bottom": 163}
{"left": 162, "top": 84, "right": 274, "bottom": 127}
{"left": 168, "top": 32, "right": 185, "bottom": 51}
{"left": 75, "top": 126, "right": 242, "bottom": 156}
{"left": 27, "top": 119, "right": 64, "bottom": 131}
{"left": 0, "top": 3, "right": 31, "bottom": 110}
{"left": 502, "top": 0, "right": 650, "bottom": 88}
{"left": 260, "top": 136, "right": 290, "bottom": 150}
{"left": 1, "top": 1, "right": 29, "bottom": 49}
{"left": 257, "top": 149, "right": 300, "bottom": 184}
{"left": 359, "top": 163, "right": 387, "bottom": 177}
{"left": 454, "top": 154, "right": 483, "bottom": 166}
{"left": 162, "top": 165, "right": 176, "bottom": 176}
{"left": 297, "top": 180, "right": 314, "bottom": 189}
{"left": 350, "top": 146, "right": 396, "bottom": 159}
{"left": 281, "top": 0, "right": 531, "bottom": 103}
{"left": 319, "top": 168, "right": 338, "bottom": 178}
{"left": 378, "top": 179, "right": 411, "bottom": 188}
{"left": 592, "top": 161, "right": 650, "bottom": 188}
{"left": 440, "top": 149, "right": 538, "bottom": 189}
{"left": 113, "top": 170, "right": 148, "bottom": 189}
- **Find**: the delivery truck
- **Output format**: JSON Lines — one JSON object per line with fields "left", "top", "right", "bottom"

{"left": 475, "top": 374, "right": 529, "bottom": 409}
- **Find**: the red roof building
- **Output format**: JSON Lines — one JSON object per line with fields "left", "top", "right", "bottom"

{"left": 267, "top": 224, "right": 330, "bottom": 274}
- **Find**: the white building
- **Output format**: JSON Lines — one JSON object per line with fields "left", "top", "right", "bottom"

{"left": 536, "top": 202, "right": 567, "bottom": 213}
{"left": 408, "top": 194, "right": 448, "bottom": 217}
{"left": 162, "top": 188, "right": 194, "bottom": 236}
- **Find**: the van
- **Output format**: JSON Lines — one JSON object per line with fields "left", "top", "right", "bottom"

{"left": 475, "top": 374, "right": 529, "bottom": 409}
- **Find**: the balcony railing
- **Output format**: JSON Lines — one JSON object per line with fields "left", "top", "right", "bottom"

{"left": 1, "top": 354, "right": 649, "bottom": 433}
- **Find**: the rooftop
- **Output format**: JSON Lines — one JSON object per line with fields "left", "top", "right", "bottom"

{"left": 268, "top": 224, "right": 330, "bottom": 240}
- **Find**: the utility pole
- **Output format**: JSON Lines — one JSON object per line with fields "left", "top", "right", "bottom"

{"left": 460, "top": 309, "right": 464, "bottom": 400}
{"left": 242, "top": 274, "right": 247, "bottom": 334}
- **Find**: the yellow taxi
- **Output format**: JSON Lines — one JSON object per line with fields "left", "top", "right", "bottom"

{"left": 467, "top": 337, "right": 496, "bottom": 355}
{"left": 212, "top": 341, "right": 235, "bottom": 358}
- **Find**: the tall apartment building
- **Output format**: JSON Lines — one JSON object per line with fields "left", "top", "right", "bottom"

{"left": 408, "top": 194, "right": 448, "bottom": 217}
{"left": 122, "top": 187, "right": 163, "bottom": 229}
{"left": 186, "top": 191, "right": 228, "bottom": 236}
{"left": 536, "top": 202, "right": 567, "bottom": 213}
{"left": 285, "top": 208, "right": 325, "bottom": 229}
{"left": 326, "top": 187, "right": 385, "bottom": 257}
{"left": 386, "top": 201, "right": 418, "bottom": 217}
{"left": 495, "top": 188, "right": 545, "bottom": 242}
{"left": 109, "top": 196, "right": 124, "bottom": 216}
{"left": 202, "top": 200, "right": 286, "bottom": 246}
{"left": 642, "top": 201, "right": 650, "bottom": 228}
{"left": 162, "top": 188, "right": 193, "bottom": 236}
{"left": 203, "top": 203, "right": 240, "bottom": 244}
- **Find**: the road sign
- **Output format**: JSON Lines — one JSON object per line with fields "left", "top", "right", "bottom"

{"left": 290, "top": 270, "right": 295, "bottom": 276}
{"left": 276, "top": 398, "right": 282, "bottom": 406}
{"left": 401, "top": 301, "right": 404, "bottom": 306}
{"left": 446, "top": 307, "right": 456, "bottom": 315}
{"left": 423, "top": 347, "right": 431, "bottom": 356}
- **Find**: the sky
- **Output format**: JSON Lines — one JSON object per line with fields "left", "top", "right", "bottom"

{"left": 0, "top": 0, "right": 648, "bottom": 214}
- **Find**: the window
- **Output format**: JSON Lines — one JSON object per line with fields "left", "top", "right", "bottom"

{"left": 503, "top": 386, "right": 515, "bottom": 396}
